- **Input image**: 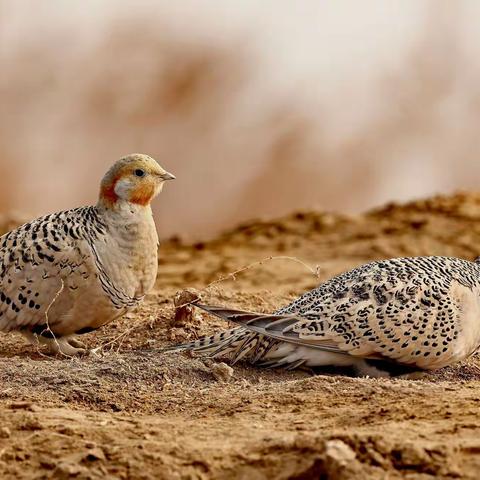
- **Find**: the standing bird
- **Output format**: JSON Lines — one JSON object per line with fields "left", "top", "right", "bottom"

{"left": 0, "top": 154, "right": 174, "bottom": 355}
{"left": 169, "top": 257, "right": 480, "bottom": 377}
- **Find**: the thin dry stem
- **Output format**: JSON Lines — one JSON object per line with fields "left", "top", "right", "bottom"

{"left": 174, "top": 255, "right": 321, "bottom": 310}
{"left": 34, "top": 279, "right": 67, "bottom": 358}
{"left": 205, "top": 255, "right": 320, "bottom": 290}
{"left": 97, "top": 324, "right": 138, "bottom": 353}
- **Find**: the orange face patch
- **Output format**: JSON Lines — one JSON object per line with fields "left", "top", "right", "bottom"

{"left": 100, "top": 175, "right": 120, "bottom": 207}
{"left": 128, "top": 181, "right": 157, "bottom": 206}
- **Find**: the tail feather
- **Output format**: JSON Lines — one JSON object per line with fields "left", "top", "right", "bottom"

{"left": 204, "top": 332, "right": 251, "bottom": 358}
{"left": 194, "top": 303, "right": 343, "bottom": 353}
{"left": 251, "top": 337, "right": 279, "bottom": 363}
{"left": 230, "top": 334, "right": 260, "bottom": 365}
{"left": 195, "top": 304, "right": 298, "bottom": 331}
{"left": 161, "top": 327, "right": 244, "bottom": 354}
{"left": 163, "top": 303, "right": 298, "bottom": 365}
{"left": 285, "top": 359, "right": 307, "bottom": 371}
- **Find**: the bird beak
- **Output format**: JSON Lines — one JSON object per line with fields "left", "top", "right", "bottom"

{"left": 160, "top": 171, "right": 176, "bottom": 181}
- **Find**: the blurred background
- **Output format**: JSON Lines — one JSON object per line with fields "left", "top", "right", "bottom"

{"left": 1, "top": 0, "right": 480, "bottom": 240}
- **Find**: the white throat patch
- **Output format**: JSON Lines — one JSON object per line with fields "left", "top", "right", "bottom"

{"left": 114, "top": 178, "right": 134, "bottom": 200}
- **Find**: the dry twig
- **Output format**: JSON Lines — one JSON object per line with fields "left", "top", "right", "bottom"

{"left": 33, "top": 279, "right": 68, "bottom": 358}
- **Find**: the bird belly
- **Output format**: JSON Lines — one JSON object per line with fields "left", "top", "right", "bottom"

{"left": 44, "top": 278, "right": 127, "bottom": 337}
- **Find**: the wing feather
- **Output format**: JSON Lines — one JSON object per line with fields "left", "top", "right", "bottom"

{"left": 0, "top": 210, "right": 95, "bottom": 332}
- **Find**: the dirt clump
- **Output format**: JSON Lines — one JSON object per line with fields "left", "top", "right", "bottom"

{"left": 0, "top": 192, "right": 480, "bottom": 478}
{"left": 172, "top": 288, "right": 203, "bottom": 328}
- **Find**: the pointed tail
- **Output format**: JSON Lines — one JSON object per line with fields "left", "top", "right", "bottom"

{"left": 161, "top": 304, "right": 284, "bottom": 362}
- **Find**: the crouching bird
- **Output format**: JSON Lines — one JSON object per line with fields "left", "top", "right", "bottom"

{"left": 0, "top": 154, "right": 174, "bottom": 355}
{"left": 167, "top": 257, "right": 480, "bottom": 377}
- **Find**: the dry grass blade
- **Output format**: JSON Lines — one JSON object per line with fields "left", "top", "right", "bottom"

{"left": 96, "top": 324, "right": 138, "bottom": 354}
{"left": 33, "top": 279, "right": 67, "bottom": 358}
{"left": 172, "top": 255, "right": 320, "bottom": 310}
{"left": 205, "top": 255, "right": 320, "bottom": 290}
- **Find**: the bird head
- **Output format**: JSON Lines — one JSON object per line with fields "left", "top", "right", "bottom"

{"left": 99, "top": 154, "right": 175, "bottom": 208}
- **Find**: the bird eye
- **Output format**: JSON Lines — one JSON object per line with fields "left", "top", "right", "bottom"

{"left": 134, "top": 169, "right": 145, "bottom": 178}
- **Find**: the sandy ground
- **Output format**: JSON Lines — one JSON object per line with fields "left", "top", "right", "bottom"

{"left": 1, "top": 192, "right": 480, "bottom": 479}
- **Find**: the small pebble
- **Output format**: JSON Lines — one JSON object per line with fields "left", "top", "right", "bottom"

{"left": 210, "top": 362, "right": 234, "bottom": 383}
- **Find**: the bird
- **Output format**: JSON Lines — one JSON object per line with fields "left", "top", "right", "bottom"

{"left": 0, "top": 153, "right": 174, "bottom": 355}
{"left": 168, "top": 256, "right": 480, "bottom": 377}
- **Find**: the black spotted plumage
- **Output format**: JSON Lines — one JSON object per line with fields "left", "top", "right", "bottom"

{"left": 0, "top": 207, "right": 106, "bottom": 333}
{"left": 0, "top": 205, "right": 147, "bottom": 337}
{"left": 167, "top": 256, "right": 480, "bottom": 377}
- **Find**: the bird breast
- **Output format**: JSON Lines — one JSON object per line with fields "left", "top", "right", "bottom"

{"left": 95, "top": 207, "right": 159, "bottom": 301}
